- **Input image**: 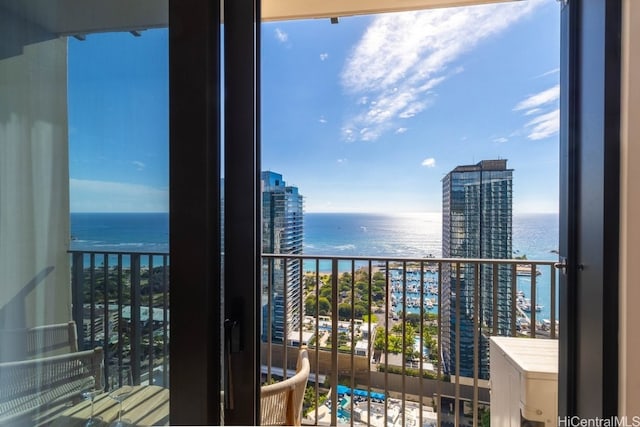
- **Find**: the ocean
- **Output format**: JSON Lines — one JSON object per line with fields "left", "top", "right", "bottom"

{"left": 70, "top": 211, "right": 559, "bottom": 319}
{"left": 70, "top": 212, "right": 558, "bottom": 259}
{"left": 304, "top": 212, "right": 559, "bottom": 260}
{"left": 71, "top": 212, "right": 169, "bottom": 253}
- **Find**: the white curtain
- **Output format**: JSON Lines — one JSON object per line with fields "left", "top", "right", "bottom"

{"left": 0, "top": 13, "right": 71, "bottom": 334}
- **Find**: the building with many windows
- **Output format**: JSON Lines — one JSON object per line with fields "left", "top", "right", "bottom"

{"left": 261, "top": 171, "right": 304, "bottom": 342}
{"left": 441, "top": 159, "right": 513, "bottom": 379}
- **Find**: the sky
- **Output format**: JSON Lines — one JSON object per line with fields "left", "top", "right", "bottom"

{"left": 68, "top": 0, "right": 560, "bottom": 214}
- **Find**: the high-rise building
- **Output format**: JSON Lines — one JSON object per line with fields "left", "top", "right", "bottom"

{"left": 441, "top": 159, "right": 513, "bottom": 379}
{"left": 261, "top": 171, "right": 304, "bottom": 343}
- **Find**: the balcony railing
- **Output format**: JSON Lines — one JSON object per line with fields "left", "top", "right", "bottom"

{"left": 70, "top": 250, "right": 170, "bottom": 390}
{"left": 261, "top": 254, "right": 558, "bottom": 427}
{"left": 70, "top": 250, "right": 557, "bottom": 426}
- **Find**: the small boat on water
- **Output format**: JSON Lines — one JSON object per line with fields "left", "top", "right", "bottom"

{"left": 519, "top": 300, "right": 543, "bottom": 312}
{"left": 516, "top": 264, "right": 542, "bottom": 276}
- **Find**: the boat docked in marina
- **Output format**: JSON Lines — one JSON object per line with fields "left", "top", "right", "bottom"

{"left": 516, "top": 264, "right": 542, "bottom": 276}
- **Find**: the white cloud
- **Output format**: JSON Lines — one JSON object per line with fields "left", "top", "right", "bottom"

{"left": 337, "top": 158, "right": 347, "bottom": 164}
{"left": 536, "top": 67, "right": 560, "bottom": 78}
{"left": 274, "top": 28, "right": 288, "bottom": 43}
{"left": 132, "top": 160, "right": 146, "bottom": 171}
{"left": 395, "top": 127, "right": 408, "bottom": 134}
{"left": 318, "top": 116, "right": 327, "bottom": 124}
{"left": 421, "top": 157, "right": 436, "bottom": 168}
{"left": 514, "top": 85, "right": 560, "bottom": 140}
{"left": 341, "top": 0, "right": 544, "bottom": 141}
{"left": 320, "top": 53, "right": 329, "bottom": 61}
{"left": 359, "top": 127, "right": 381, "bottom": 141}
{"left": 493, "top": 137, "right": 508, "bottom": 143}
{"left": 525, "top": 109, "right": 559, "bottom": 140}
{"left": 513, "top": 85, "right": 559, "bottom": 111}
{"left": 342, "top": 127, "right": 355, "bottom": 142}
{"left": 70, "top": 179, "right": 168, "bottom": 212}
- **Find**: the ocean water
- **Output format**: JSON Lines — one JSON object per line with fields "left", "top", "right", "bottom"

{"left": 70, "top": 211, "right": 559, "bottom": 319}
{"left": 303, "top": 212, "right": 559, "bottom": 261}
{"left": 303, "top": 213, "right": 443, "bottom": 258}
{"left": 71, "top": 212, "right": 169, "bottom": 253}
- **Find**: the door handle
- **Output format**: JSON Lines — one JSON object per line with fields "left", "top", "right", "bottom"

{"left": 554, "top": 258, "right": 584, "bottom": 274}
{"left": 224, "top": 318, "right": 241, "bottom": 410}
{"left": 554, "top": 257, "right": 567, "bottom": 274}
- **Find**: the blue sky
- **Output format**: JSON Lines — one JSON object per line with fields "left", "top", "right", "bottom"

{"left": 69, "top": 0, "right": 560, "bottom": 214}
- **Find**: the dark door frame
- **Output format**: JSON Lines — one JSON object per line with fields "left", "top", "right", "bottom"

{"left": 169, "top": 0, "right": 262, "bottom": 424}
{"left": 167, "top": 0, "right": 625, "bottom": 423}
{"left": 223, "top": 0, "right": 262, "bottom": 424}
{"left": 168, "top": 0, "right": 223, "bottom": 424}
{"left": 559, "top": 0, "right": 621, "bottom": 417}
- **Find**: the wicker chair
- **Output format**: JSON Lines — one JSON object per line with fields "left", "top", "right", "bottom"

{"left": 0, "top": 321, "right": 78, "bottom": 362}
{"left": 0, "top": 346, "right": 104, "bottom": 425}
{"left": 260, "top": 346, "right": 310, "bottom": 426}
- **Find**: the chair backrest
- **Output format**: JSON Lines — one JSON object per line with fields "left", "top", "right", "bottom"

{"left": 0, "top": 321, "right": 78, "bottom": 362}
{"left": 260, "top": 346, "right": 310, "bottom": 426}
{"left": 0, "top": 346, "right": 104, "bottom": 425}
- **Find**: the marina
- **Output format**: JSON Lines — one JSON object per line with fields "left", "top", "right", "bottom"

{"left": 389, "top": 269, "right": 440, "bottom": 316}
{"left": 387, "top": 267, "right": 554, "bottom": 319}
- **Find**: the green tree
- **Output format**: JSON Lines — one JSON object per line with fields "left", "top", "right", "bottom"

{"left": 371, "top": 285, "right": 385, "bottom": 301}
{"left": 338, "top": 303, "right": 352, "bottom": 320}
{"left": 318, "top": 297, "right": 330, "bottom": 315}
{"left": 391, "top": 323, "right": 417, "bottom": 357}
{"left": 355, "top": 280, "right": 368, "bottom": 293}
{"left": 405, "top": 313, "right": 421, "bottom": 327}
{"left": 305, "top": 295, "right": 330, "bottom": 317}
{"left": 303, "top": 386, "right": 316, "bottom": 415}
{"left": 319, "top": 285, "right": 332, "bottom": 301}
{"left": 353, "top": 303, "right": 368, "bottom": 319}
{"left": 362, "top": 314, "right": 378, "bottom": 324}
{"left": 305, "top": 296, "right": 317, "bottom": 317}
{"left": 373, "top": 326, "right": 386, "bottom": 351}
{"left": 303, "top": 274, "right": 317, "bottom": 291}
{"left": 339, "top": 272, "right": 352, "bottom": 288}
{"left": 480, "top": 406, "right": 490, "bottom": 427}
{"left": 388, "top": 335, "right": 403, "bottom": 354}
{"left": 338, "top": 332, "right": 349, "bottom": 347}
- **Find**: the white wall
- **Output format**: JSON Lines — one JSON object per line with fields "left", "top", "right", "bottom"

{"left": 0, "top": 11, "right": 71, "bottom": 330}
{"left": 619, "top": 0, "right": 640, "bottom": 416}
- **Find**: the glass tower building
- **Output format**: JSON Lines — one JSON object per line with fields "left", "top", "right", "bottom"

{"left": 261, "top": 171, "right": 304, "bottom": 343}
{"left": 441, "top": 160, "right": 513, "bottom": 379}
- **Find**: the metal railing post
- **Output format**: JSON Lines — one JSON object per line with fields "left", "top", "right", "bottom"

{"left": 473, "top": 263, "right": 480, "bottom": 427}
{"left": 89, "top": 254, "right": 96, "bottom": 348}
{"left": 330, "top": 258, "right": 339, "bottom": 427}
{"left": 71, "top": 252, "right": 85, "bottom": 351}
{"left": 283, "top": 258, "right": 289, "bottom": 378}
{"left": 130, "top": 253, "right": 142, "bottom": 385}
{"left": 148, "top": 255, "right": 155, "bottom": 384}
{"left": 454, "top": 261, "right": 461, "bottom": 427}
{"left": 531, "top": 264, "right": 537, "bottom": 338}
{"left": 551, "top": 264, "right": 557, "bottom": 338}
